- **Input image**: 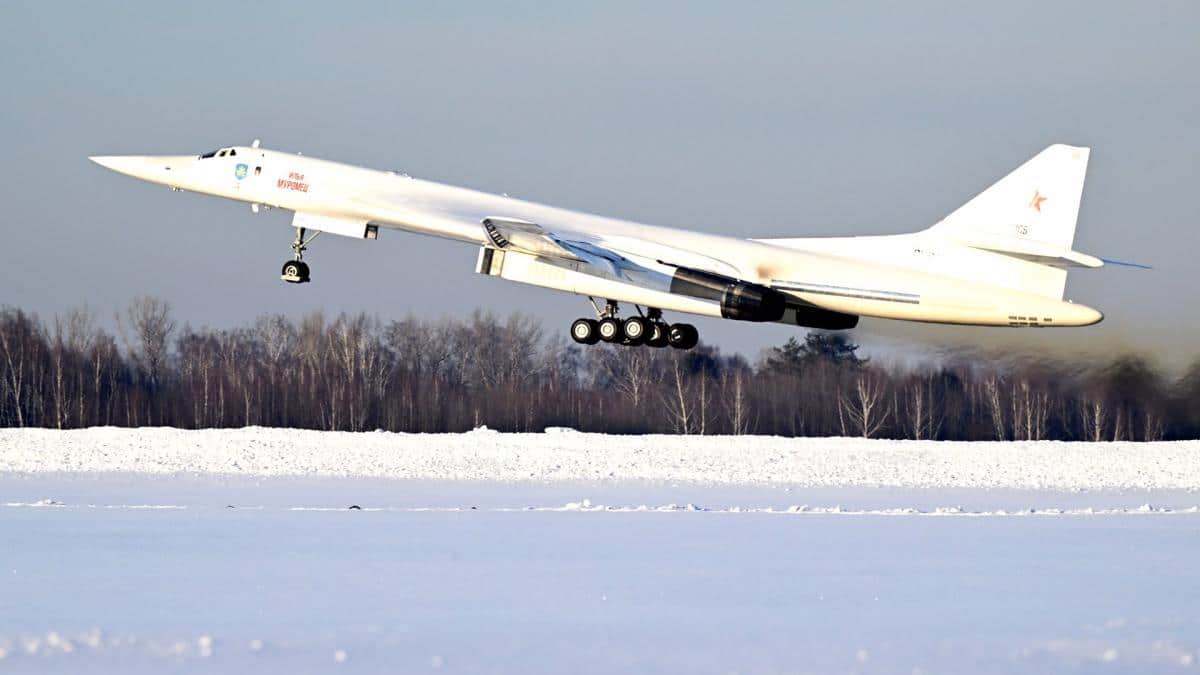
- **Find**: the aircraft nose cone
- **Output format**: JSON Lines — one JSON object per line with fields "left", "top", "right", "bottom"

{"left": 89, "top": 155, "right": 138, "bottom": 171}
{"left": 90, "top": 155, "right": 154, "bottom": 178}
{"left": 89, "top": 155, "right": 188, "bottom": 185}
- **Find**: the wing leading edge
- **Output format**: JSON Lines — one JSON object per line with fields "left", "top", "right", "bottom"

{"left": 481, "top": 217, "right": 653, "bottom": 280}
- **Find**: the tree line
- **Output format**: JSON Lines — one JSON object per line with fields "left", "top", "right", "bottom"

{"left": 1, "top": 297, "right": 1197, "bottom": 439}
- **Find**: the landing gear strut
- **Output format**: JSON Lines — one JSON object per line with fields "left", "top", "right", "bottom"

{"left": 568, "top": 300, "right": 697, "bottom": 350}
{"left": 281, "top": 226, "right": 318, "bottom": 284}
{"left": 642, "top": 308, "right": 670, "bottom": 349}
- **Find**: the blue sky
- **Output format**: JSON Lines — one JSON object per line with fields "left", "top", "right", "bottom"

{"left": 1, "top": 1, "right": 1197, "bottom": 364}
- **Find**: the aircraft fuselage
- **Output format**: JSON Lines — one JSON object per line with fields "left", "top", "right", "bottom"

{"left": 90, "top": 144, "right": 1105, "bottom": 335}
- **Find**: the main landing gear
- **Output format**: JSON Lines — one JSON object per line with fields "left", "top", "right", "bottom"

{"left": 280, "top": 226, "right": 319, "bottom": 284}
{"left": 569, "top": 300, "right": 699, "bottom": 350}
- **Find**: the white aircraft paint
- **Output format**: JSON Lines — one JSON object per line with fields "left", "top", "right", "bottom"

{"left": 89, "top": 143, "right": 1105, "bottom": 330}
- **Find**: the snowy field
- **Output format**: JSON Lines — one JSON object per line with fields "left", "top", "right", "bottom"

{"left": 2, "top": 430, "right": 1199, "bottom": 673}
{"left": 2, "top": 426, "right": 1199, "bottom": 490}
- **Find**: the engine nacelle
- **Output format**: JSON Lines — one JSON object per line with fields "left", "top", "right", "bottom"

{"left": 669, "top": 268, "right": 787, "bottom": 322}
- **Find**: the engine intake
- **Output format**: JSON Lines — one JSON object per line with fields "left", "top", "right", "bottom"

{"left": 670, "top": 268, "right": 788, "bottom": 322}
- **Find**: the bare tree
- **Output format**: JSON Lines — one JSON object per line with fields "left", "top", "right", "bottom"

{"left": 50, "top": 316, "right": 68, "bottom": 429}
{"left": 839, "top": 369, "right": 890, "bottom": 438}
{"left": 1078, "top": 396, "right": 1107, "bottom": 442}
{"left": 597, "top": 346, "right": 655, "bottom": 408}
{"left": 91, "top": 330, "right": 118, "bottom": 426}
{"left": 1143, "top": 411, "right": 1165, "bottom": 441}
{"left": 980, "top": 374, "right": 1006, "bottom": 440}
{"left": 0, "top": 310, "right": 38, "bottom": 427}
{"left": 661, "top": 354, "right": 695, "bottom": 434}
{"left": 63, "top": 307, "right": 98, "bottom": 427}
{"left": 901, "top": 373, "right": 942, "bottom": 440}
{"left": 1009, "top": 378, "right": 1049, "bottom": 440}
{"left": 256, "top": 314, "right": 297, "bottom": 425}
{"left": 124, "top": 297, "right": 176, "bottom": 385}
{"left": 120, "top": 296, "right": 176, "bottom": 428}
{"left": 722, "top": 369, "right": 752, "bottom": 435}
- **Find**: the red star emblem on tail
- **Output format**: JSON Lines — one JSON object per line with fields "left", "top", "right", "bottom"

{"left": 1029, "top": 190, "right": 1048, "bottom": 212}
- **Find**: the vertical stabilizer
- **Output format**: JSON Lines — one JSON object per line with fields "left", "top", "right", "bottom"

{"left": 928, "top": 144, "right": 1090, "bottom": 250}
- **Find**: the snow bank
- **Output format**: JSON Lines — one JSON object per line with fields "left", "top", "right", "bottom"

{"left": 0, "top": 427, "right": 1197, "bottom": 490}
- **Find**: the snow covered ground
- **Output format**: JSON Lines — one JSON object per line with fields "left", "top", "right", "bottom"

{"left": 2, "top": 426, "right": 1199, "bottom": 490}
{"left": 1, "top": 430, "right": 1198, "bottom": 673}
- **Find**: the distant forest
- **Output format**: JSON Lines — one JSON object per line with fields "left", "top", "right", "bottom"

{"left": 1, "top": 297, "right": 1197, "bottom": 440}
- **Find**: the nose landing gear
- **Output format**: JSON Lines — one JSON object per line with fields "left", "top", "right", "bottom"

{"left": 280, "top": 226, "right": 319, "bottom": 284}
{"left": 568, "top": 300, "right": 697, "bottom": 350}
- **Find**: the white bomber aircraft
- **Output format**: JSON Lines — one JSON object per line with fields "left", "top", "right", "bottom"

{"left": 91, "top": 141, "right": 1111, "bottom": 350}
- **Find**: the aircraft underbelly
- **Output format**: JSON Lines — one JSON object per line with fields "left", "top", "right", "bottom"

{"left": 477, "top": 248, "right": 724, "bottom": 319}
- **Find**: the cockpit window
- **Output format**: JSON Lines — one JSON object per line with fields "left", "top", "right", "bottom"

{"left": 197, "top": 147, "right": 237, "bottom": 159}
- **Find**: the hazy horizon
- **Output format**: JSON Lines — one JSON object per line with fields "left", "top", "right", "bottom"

{"left": 2, "top": 2, "right": 1197, "bottom": 368}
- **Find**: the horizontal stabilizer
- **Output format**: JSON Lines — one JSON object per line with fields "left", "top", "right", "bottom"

{"left": 955, "top": 235, "right": 1104, "bottom": 268}
{"left": 1100, "top": 257, "right": 1152, "bottom": 270}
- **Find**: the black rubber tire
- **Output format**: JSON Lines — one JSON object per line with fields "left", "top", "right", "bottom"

{"left": 570, "top": 318, "right": 600, "bottom": 345}
{"left": 668, "top": 323, "right": 699, "bottom": 350}
{"left": 622, "top": 317, "right": 649, "bottom": 346}
{"left": 645, "top": 322, "right": 670, "bottom": 348}
{"left": 282, "top": 260, "right": 307, "bottom": 280}
{"left": 598, "top": 317, "right": 623, "bottom": 343}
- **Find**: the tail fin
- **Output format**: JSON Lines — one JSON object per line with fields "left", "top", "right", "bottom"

{"left": 928, "top": 144, "right": 1090, "bottom": 250}
{"left": 759, "top": 144, "right": 1101, "bottom": 301}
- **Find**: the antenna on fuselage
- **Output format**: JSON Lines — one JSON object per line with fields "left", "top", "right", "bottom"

{"left": 251, "top": 139, "right": 261, "bottom": 148}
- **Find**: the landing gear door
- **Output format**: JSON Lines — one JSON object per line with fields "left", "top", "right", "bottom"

{"left": 291, "top": 211, "right": 377, "bottom": 240}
